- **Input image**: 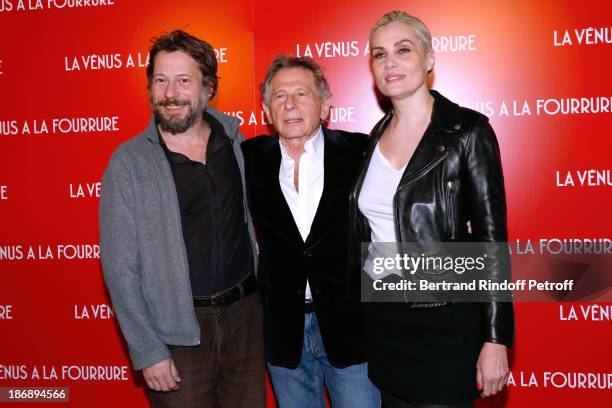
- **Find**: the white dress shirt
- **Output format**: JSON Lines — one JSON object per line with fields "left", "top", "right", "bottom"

{"left": 279, "top": 127, "right": 325, "bottom": 301}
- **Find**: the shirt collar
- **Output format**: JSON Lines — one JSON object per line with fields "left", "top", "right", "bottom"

{"left": 279, "top": 126, "right": 324, "bottom": 158}
{"left": 157, "top": 111, "right": 229, "bottom": 162}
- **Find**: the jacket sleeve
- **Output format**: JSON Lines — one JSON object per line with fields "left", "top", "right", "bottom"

{"left": 464, "top": 117, "right": 515, "bottom": 347}
{"left": 99, "top": 149, "right": 170, "bottom": 370}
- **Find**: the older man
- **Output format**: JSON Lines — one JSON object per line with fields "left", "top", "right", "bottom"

{"left": 100, "top": 30, "right": 264, "bottom": 407}
{"left": 241, "top": 56, "right": 379, "bottom": 407}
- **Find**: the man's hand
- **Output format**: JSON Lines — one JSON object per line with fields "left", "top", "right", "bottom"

{"left": 476, "top": 342, "right": 509, "bottom": 397}
{"left": 143, "top": 358, "right": 182, "bottom": 392}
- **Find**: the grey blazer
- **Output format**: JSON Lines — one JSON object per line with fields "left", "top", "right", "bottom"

{"left": 99, "top": 108, "right": 257, "bottom": 370}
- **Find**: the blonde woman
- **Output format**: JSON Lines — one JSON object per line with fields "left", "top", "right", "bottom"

{"left": 349, "top": 11, "right": 514, "bottom": 408}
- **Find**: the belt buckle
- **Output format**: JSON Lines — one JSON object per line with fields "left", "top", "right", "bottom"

{"left": 208, "top": 291, "right": 223, "bottom": 307}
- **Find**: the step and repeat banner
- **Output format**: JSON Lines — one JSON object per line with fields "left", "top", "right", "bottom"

{"left": 1, "top": 0, "right": 611, "bottom": 407}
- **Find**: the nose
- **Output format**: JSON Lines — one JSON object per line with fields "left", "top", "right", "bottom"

{"left": 384, "top": 55, "right": 397, "bottom": 70}
{"left": 164, "top": 80, "right": 179, "bottom": 99}
{"left": 284, "top": 94, "right": 296, "bottom": 111}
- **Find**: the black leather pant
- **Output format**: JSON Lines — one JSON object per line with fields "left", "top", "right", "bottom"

{"left": 381, "top": 390, "right": 473, "bottom": 408}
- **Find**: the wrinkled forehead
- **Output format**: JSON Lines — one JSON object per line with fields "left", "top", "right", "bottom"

{"left": 270, "top": 67, "right": 318, "bottom": 89}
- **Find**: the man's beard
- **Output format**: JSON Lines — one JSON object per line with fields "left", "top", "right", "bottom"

{"left": 150, "top": 93, "right": 207, "bottom": 135}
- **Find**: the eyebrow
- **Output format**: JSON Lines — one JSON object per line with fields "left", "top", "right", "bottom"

{"left": 395, "top": 39, "right": 415, "bottom": 46}
{"left": 370, "top": 38, "right": 415, "bottom": 51}
{"left": 152, "top": 73, "right": 194, "bottom": 78}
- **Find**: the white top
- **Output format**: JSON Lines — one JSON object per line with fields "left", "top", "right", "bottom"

{"left": 358, "top": 142, "right": 406, "bottom": 243}
{"left": 279, "top": 127, "right": 325, "bottom": 300}
{"left": 358, "top": 143, "right": 407, "bottom": 279}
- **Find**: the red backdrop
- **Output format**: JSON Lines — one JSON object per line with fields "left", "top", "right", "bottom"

{"left": 1, "top": 0, "right": 611, "bottom": 406}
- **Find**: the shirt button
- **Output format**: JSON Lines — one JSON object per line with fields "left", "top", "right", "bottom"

{"left": 438, "top": 145, "right": 446, "bottom": 152}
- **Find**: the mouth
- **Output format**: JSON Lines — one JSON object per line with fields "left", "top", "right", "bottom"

{"left": 385, "top": 74, "right": 405, "bottom": 83}
{"left": 163, "top": 105, "right": 187, "bottom": 111}
{"left": 284, "top": 118, "right": 303, "bottom": 124}
{"left": 157, "top": 98, "right": 190, "bottom": 110}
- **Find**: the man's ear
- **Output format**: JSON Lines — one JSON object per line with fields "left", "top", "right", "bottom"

{"left": 320, "top": 97, "right": 331, "bottom": 121}
{"left": 203, "top": 78, "right": 214, "bottom": 101}
{"left": 262, "top": 102, "right": 272, "bottom": 124}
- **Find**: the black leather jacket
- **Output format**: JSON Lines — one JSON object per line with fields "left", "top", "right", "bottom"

{"left": 349, "top": 90, "right": 514, "bottom": 347}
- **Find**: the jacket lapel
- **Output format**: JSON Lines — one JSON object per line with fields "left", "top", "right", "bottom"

{"left": 353, "top": 90, "right": 462, "bottom": 199}
{"left": 261, "top": 137, "right": 305, "bottom": 245}
{"left": 365, "top": 92, "right": 457, "bottom": 188}
{"left": 306, "top": 129, "right": 347, "bottom": 246}
{"left": 397, "top": 91, "right": 461, "bottom": 187}
{"left": 397, "top": 126, "right": 447, "bottom": 187}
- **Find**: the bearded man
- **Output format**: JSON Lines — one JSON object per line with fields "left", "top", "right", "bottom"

{"left": 99, "top": 30, "right": 264, "bottom": 408}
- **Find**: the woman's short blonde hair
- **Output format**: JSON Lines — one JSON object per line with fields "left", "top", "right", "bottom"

{"left": 370, "top": 10, "right": 433, "bottom": 54}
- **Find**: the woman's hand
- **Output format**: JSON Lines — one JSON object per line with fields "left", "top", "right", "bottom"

{"left": 476, "top": 342, "right": 509, "bottom": 397}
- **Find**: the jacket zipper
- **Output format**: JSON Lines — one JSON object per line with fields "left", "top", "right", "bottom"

{"left": 446, "top": 180, "right": 457, "bottom": 240}
{"left": 394, "top": 150, "right": 448, "bottom": 243}
{"left": 396, "top": 150, "right": 448, "bottom": 190}
{"left": 393, "top": 150, "right": 449, "bottom": 303}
